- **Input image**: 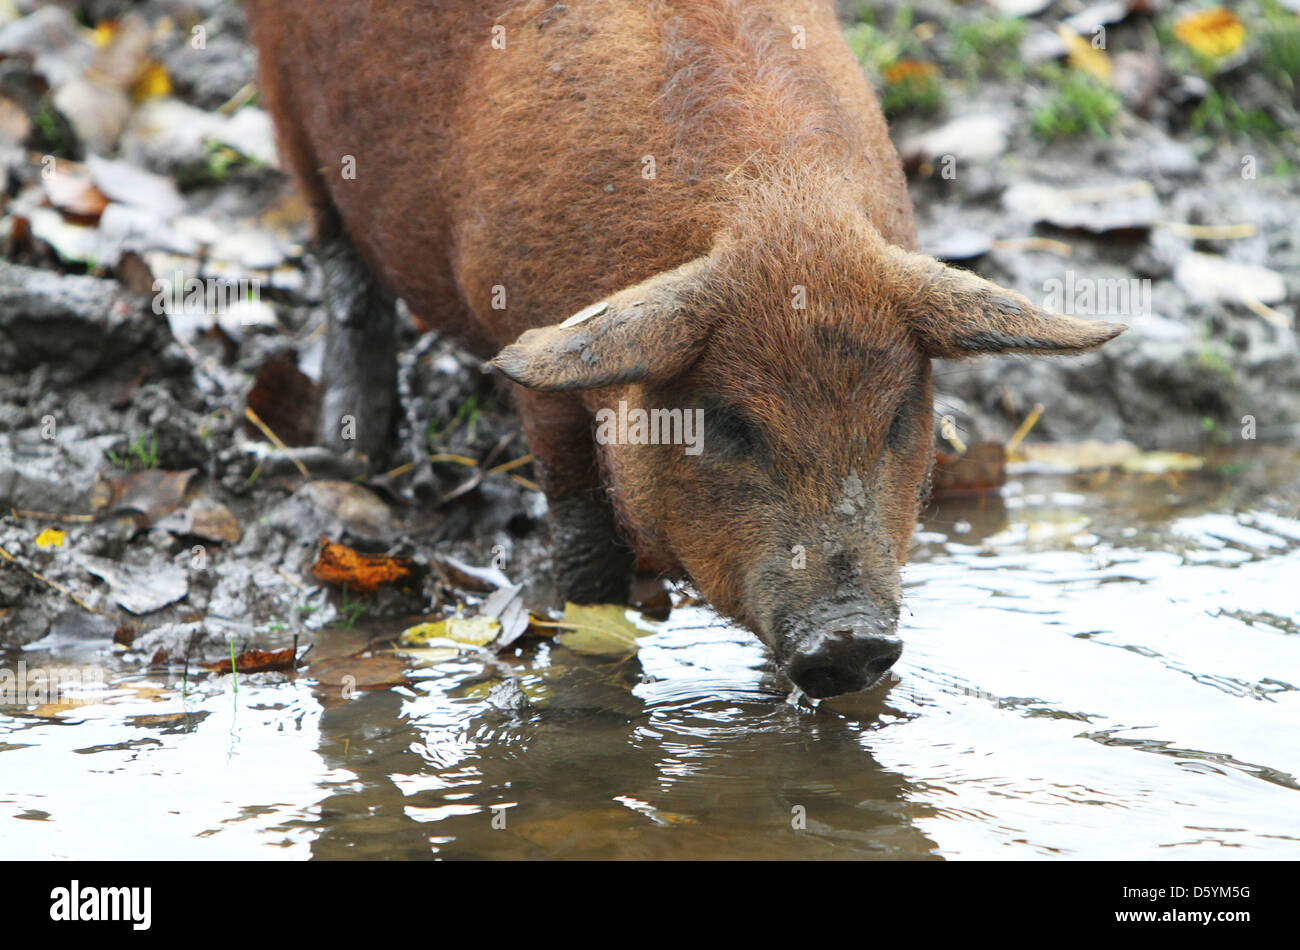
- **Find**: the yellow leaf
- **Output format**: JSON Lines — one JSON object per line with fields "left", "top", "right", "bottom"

{"left": 1119, "top": 451, "right": 1203, "bottom": 475}
{"left": 1174, "top": 8, "right": 1246, "bottom": 59}
{"left": 399, "top": 616, "right": 501, "bottom": 648}
{"left": 132, "top": 61, "right": 173, "bottom": 102}
{"left": 549, "top": 603, "right": 656, "bottom": 657}
{"left": 1057, "top": 26, "right": 1112, "bottom": 83}
{"left": 34, "top": 528, "right": 65, "bottom": 549}
{"left": 92, "top": 22, "right": 116, "bottom": 47}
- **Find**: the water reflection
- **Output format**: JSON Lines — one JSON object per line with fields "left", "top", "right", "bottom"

{"left": 2, "top": 448, "right": 1299, "bottom": 858}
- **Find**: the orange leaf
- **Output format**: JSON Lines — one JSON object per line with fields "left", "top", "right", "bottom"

{"left": 310, "top": 538, "right": 414, "bottom": 596}
{"left": 203, "top": 647, "right": 298, "bottom": 675}
{"left": 1173, "top": 8, "right": 1246, "bottom": 59}
{"left": 883, "top": 59, "right": 939, "bottom": 84}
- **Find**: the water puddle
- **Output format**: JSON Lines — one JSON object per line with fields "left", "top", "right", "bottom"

{"left": 3, "top": 448, "right": 1299, "bottom": 858}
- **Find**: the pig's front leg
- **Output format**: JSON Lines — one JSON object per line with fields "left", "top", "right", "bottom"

{"left": 517, "top": 389, "right": 635, "bottom": 604}
{"left": 317, "top": 213, "right": 398, "bottom": 466}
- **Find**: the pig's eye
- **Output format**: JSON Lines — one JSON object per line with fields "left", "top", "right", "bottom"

{"left": 886, "top": 403, "right": 911, "bottom": 450}
{"left": 704, "top": 404, "right": 764, "bottom": 459}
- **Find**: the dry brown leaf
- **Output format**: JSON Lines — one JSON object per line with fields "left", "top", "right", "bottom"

{"left": 245, "top": 354, "right": 320, "bottom": 448}
{"left": 91, "top": 468, "right": 196, "bottom": 527}
{"left": 309, "top": 654, "right": 410, "bottom": 690}
{"left": 204, "top": 647, "right": 298, "bottom": 675}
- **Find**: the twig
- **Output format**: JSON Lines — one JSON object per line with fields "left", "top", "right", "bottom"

{"left": 243, "top": 407, "right": 311, "bottom": 481}
{"left": 994, "top": 237, "right": 1074, "bottom": 257}
{"left": 218, "top": 82, "right": 257, "bottom": 116}
{"left": 1155, "top": 221, "right": 1256, "bottom": 240}
{"left": 10, "top": 508, "right": 95, "bottom": 523}
{"left": 0, "top": 542, "right": 102, "bottom": 614}
{"left": 1241, "top": 295, "right": 1292, "bottom": 330}
{"left": 939, "top": 416, "right": 967, "bottom": 455}
{"left": 1005, "top": 403, "right": 1045, "bottom": 455}
{"left": 487, "top": 453, "right": 533, "bottom": 475}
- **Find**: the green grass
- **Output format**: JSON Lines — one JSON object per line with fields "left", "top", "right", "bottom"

{"left": 1031, "top": 68, "right": 1121, "bottom": 141}
{"left": 880, "top": 67, "right": 945, "bottom": 116}
{"left": 950, "top": 17, "right": 1026, "bottom": 82}
{"left": 106, "top": 434, "right": 160, "bottom": 472}
{"left": 1191, "top": 86, "right": 1282, "bottom": 139}
{"left": 335, "top": 584, "right": 368, "bottom": 628}
{"left": 1259, "top": 0, "right": 1300, "bottom": 91}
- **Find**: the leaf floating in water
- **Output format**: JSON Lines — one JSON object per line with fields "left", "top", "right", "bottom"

{"left": 1118, "top": 451, "right": 1203, "bottom": 475}
{"left": 1008, "top": 441, "right": 1203, "bottom": 476}
{"left": 309, "top": 655, "right": 410, "bottom": 690}
{"left": 544, "top": 603, "right": 656, "bottom": 657}
{"left": 390, "top": 646, "right": 460, "bottom": 665}
{"left": 203, "top": 647, "right": 298, "bottom": 675}
{"left": 399, "top": 616, "right": 501, "bottom": 648}
{"left": 310, "top": 539, "right": 414, "bottom": 596}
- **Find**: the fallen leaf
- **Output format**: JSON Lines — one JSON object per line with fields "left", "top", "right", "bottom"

{"left": 295, "top": 481, "right": 396, "bottom": 544}
{"left": 547, "top": 603, "right": 656, "bottom": 657}
{"left": 80, "top": 555, "right": 187, "bottom": 614}
{"left": 931, "top": 442, "right": 1007, "bottom": 500}
{"left": 34, "top": 528, "right": 65, "bottom": 549}
{"left": 310, "top": 539, "right": 414, "bottom": 596}
{"left": 1173, "top": 7, "right": 1246, "bottom": 59}
{"left": 433, "top": 553, "right": 512, "bottom": 592}
{"left": 883, "top": 59, "right": 939, "bottom": 84}
{"left": 132, "top": 60, "right": 171, "bottom": 101}
{"left": 154, "top": 495, "right": 241, "bottom": 544}
{"left": 0, "top": 96, "right": 30, "bottom": 146}
{"left": 309, "top": 654, "right": 410, "bottom": 690}
{"left": 86, "top": 154, "right": 185, "bottom": 218}
{"left": 91, "top": 469, "right": 197, "bottom": 527}
{"left": 399, "top": 616, "right": 501, "bottom": 648}
{"left": 389, "top": 646, "right": 460, "bottom": 665}
{"left": 1003, "top": 180, "right": 1158, "bottom": 233}
{"left": 42, "top": 162, "right": 110, "bottom": 219}
{"left": 1009, "top": 441, "right": 1204, "bottom": 475}
{"left": 245, "top": 353, "right": 319, "bottom": 447}
{"left": 481, "top": 583, "right": 529, "bottom": 650}
{"left": 1118, "top": 451, "right": 1203, "bottom": 475}
{"left": 203, "top": 647, "right": 298, "bottom": 675}
{"left": 1058, "top": 25, "right": 1113, "bottom": 82}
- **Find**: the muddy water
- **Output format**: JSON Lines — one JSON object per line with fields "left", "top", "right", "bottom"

{"left": 3, "top": 448, "right": 1299, "bottom": 859}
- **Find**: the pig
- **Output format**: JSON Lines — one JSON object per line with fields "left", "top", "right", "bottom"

{"left": 246, "top": 0, "right": 1123, "bottom": 697}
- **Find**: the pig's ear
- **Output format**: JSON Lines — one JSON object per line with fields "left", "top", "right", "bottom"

{"left": 882, "top": 247, "right": 1126, "bottom": 358}
{"left": 489, "top": 256, "right": 714, "bottom": 392}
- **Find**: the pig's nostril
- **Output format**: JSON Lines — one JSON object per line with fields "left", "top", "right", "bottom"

{"left": 787, "top": 632, "right": 903, "bottom": 698}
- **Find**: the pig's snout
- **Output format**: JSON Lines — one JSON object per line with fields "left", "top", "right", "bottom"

{"left": 784, "top": 619, "right": 903, "bottom": 698}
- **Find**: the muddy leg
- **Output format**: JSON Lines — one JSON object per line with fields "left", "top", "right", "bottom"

{"left": 317, "top": 213, "right": 397, "bottom": 466}
{"left": 517, "top": 390, "right": 634, "bottom": 604}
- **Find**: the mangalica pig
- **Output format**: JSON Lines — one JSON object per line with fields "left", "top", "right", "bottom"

{"left": 246, "top": 1, "right": 1123, "bottom": 696}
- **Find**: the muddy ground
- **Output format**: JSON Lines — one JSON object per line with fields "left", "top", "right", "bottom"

{"left": 0, "top": 0, "right": 1296, "bottom": 656}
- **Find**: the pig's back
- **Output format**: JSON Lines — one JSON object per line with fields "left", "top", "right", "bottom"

{"left": 247, "top": 1, "right": 915, "bottom": 348}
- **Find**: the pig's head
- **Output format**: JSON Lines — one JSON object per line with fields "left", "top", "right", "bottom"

{"left": 492, "top": 220, "right": 1123, "bottom": 697}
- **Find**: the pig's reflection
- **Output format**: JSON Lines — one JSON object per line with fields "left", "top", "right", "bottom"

{"left": 307, "top": 649, "right": 940, "bottom": 859}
